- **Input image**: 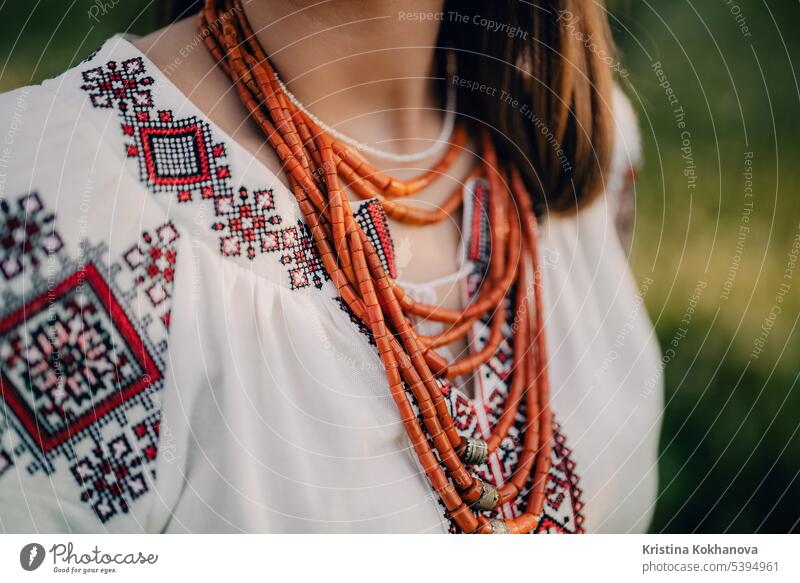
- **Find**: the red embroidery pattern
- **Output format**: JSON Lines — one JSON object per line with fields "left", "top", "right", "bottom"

{"left": 125, "top": 109, "right": 230, "bottom": 203}
{"left": 212, "top": 187, "right": 280, "bottom": 258}
{"left": 0, "top": 192, "right": 63, "bottom": 280}
{"left": 438, "top": 387, "right": 583, "bottom": 532}
{"left": 467, "top": 180, "right": 490, "bottom": 264}
{"left": 81, "top": 57, "right": 153, "bottom": 112}
{"left": 0, "top": 264, "right": 160, "bottom": 454}
{"left": 271, "top": 221, "right": 328, "bottom": 290}
{"left": 124, "top": 222, "right": 179, "bottom": 328}
{"left": 537, "top": 423, "right": 586, "bottom": 533}
{"left": 354, "top": 199, "right": 396, "bottom": 279}
{"left": 0, "top": 190, "right": 176, "bottom": 523}
{"left": 81, "top": 57, "right": 329, "bottom": 291}
{"left": 330, "top": 199, "right": 399, "bottom": 316}
{"left": 71, "top": 413, "right": 160, "bottom": 523}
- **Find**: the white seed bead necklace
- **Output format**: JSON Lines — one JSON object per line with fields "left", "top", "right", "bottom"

{"left": 274, "top": 72, "right": 457, "bottom": 164}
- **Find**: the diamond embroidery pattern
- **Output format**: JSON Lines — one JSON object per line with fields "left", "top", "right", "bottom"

{"left": 124, "top": 222, "right": 180, "bottom": 328}
{"left": 125, "top": 109, "right": 230, "bottom": 201}
{"left": 70, "top": 413, "right": 160, "bottom": 523}
{"left": 354, "top": 199, "right": 396, "bottom": 278}
{"left": 81, "top": 57, "right": 328, "bottom": 290}
{"left": 268, "top": 221, "right": 327, "bottom": 290}
{"left": 0, "top": 192, "right": 63, "bottom": 280}
{"left": 0, "top": 188, "right": 174, "bottom": 525}
{"left": 0, "top": 263, "right": 160, "bottom": 453}
{"left": 212, "top": 187, "right": 282, "bottom": 259}
{"left": 81, "top": 57, "right": 153, "bottom": 112}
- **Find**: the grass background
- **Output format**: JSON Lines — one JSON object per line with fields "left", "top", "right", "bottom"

{"left": 0, "top": 0, "right": 797, "bottom": 533}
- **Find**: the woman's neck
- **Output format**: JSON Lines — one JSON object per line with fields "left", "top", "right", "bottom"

{"left": 241, "top": 0, "right": 446, "bottom": 155}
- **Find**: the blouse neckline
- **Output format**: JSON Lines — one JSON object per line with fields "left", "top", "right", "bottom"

{"left": 109, "top": 34, "right": 482, "bottom": 293}
{"left": 110, "top": 34, "right": 297, "bottom": 197}
{"left": 82, "top": 34, "right": 518, "bottom": 408}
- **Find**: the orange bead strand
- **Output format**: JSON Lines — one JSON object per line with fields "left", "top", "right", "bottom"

{"left": 202, "top": 0, "right": 555, "bottom": 534}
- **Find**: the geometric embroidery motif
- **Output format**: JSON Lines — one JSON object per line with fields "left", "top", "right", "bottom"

{"left": 450, "top": 390, "right": 479, "bottom": 435}
{"left": 0, "top": 192, "right": 64, "bottom": 280}
{"left": 437, "top": 388, "right": 584, "bottom": 534}
{"left": 124, "top": 110, "right": 230, "bottom": 203}
{"left": 71, "top": 412, "right": 160, "bottom": 523}
{"left": 124, "top": 222, "right": 180, "bottom": 328}
{"left": 81, "top": 57, "right": 329, "bottom": 291}
{"left": 262, "top": 220, "right": 327, "bottom": 290}
{"left": 80, "top": 57, "right": 153, "bottom": 113}
{"left": 532, "top": 423, "right": 585, "bottom": 534}
{"left": 0, "top": 263, "right": 161, "bottom": 454}
{"left": 0, "top": 173, "right": 173, "bottom": 524}
{"left": 212, "top": 187, "right": 282, "bottom": 259}
{"left": 467, "top": 179, "right": 491, "bottom": 265}
{"left": 354, "top": 199, "right": 396, "bottom": 279}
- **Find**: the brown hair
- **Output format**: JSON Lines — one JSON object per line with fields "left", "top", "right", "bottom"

{"left": 162, "top": 0, "right": 615, "bottom": 216}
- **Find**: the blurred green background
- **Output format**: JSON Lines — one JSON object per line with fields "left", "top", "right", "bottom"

{"left": 0, "top": 0, "right": 797, "bottom": 533}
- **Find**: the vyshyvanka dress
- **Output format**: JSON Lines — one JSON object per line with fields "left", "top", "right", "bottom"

{"left": 0, "top": 37, "right": 663, "bottom": 533}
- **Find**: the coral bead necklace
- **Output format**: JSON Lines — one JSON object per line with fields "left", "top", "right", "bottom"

{"left": 202, "top": 0, "right": 554, "bottom": 534}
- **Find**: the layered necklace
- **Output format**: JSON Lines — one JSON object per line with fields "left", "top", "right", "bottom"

{"left": 201, "top": 0, "right": 554, "bottom": 534}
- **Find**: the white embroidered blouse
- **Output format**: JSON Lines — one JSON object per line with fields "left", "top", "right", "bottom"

{"left": 0, "top": 36, "right": 663, "bottom": 534}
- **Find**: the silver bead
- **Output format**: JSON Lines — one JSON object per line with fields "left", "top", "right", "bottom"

{"left": 476, "top": 481, "right": 500, "bottom": 511}
{"left": 460, "top": 437, "right": 488, "bottom": 465}
{"left": 490, "top": 518, "right": 509, "bottom": 534}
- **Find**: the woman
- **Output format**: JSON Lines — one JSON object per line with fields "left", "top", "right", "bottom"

{"left": 0, "top": 0, "right": 662, "bottom": 533}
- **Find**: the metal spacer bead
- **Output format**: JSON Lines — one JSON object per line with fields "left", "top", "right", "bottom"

{"left": 489, "top": 518, "right": 509, "bottom": 534}
{"left": 476, "top": 481, "right": 500, "bottom": 511}
{"left": 460, "top": 437, "right": 488, "bottom": 465}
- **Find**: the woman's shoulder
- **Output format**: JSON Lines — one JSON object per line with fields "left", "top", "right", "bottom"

{"left": 0, "top": 37, "right": 150, "bottom": 209}
{"left": 607, "top": 84, "right": 643, "bottom": 251}
{"left": 0, "top": 35, "right": 181, "bottom": 301}
{"left": 0, "top": 35, "right": 136, "bottom": 131}
{"left": 542, "top": 83, "right": 641, "bottom": 260}
{"left": 536, "top": 82, "right": 655, "bottom": 365}
{"left": 1, "top": 32, "right": 340, "bottom": 295}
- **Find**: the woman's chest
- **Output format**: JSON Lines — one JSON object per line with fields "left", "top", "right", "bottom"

{"left": 149, "top": 185, "right": 591, "bottom": 533}
{"left": 155, "top": 265, "right": 586, "bottom": 533}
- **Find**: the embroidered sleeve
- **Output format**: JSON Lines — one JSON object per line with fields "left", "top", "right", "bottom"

{"left": 0, "top": 80, "right": 180, "bottom": 531}
{"left": 0, "top": 192, "right": 180, "bottom": 529}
